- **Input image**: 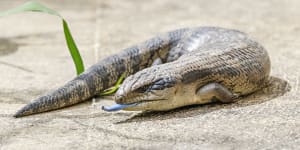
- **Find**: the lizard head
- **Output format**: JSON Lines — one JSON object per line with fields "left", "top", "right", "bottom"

{"left": 102, "top": 66, "right": 187, "bottom": 111}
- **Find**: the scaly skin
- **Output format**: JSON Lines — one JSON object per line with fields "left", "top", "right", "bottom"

{"left": 14, "top": 27, "right": 270, "bottom": 117}
{"left": 114, "top": 27, "right": 270, "bottom": 111}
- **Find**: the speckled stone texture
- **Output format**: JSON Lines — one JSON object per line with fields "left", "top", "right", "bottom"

{"left": 0, "top": 0, "right": 299, "bottom": 149}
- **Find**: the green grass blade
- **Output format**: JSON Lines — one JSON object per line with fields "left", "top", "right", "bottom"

{"left": 100, "top": 73, "right": 126, "bottom": 96}
{"left": 0, "top": 1, "right": 85, "bottom": 75}
{"left": 62, "top": 20, "right": 84, "bottom": 74}
{"left": 0, "top": 1, "right": 61, "bottom": 17}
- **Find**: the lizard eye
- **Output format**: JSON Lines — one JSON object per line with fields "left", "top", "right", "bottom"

{"left": 149, "top": 82, "right": 165, "bottom": 90}
{"left": 135, "top": 77, "right": 176, "bottom": 93}
{"left": 136, "top": 85, "right": 149, "bottom": 93}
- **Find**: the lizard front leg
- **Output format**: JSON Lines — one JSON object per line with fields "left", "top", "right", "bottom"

{"left": 197, "top": 83, "right": 238, "bottom": 103}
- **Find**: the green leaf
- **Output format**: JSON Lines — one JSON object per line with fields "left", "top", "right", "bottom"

{"left": 0, "top": 1, "right": 61, "bottom": 17}
{"left": 62, "top": 20, "right": 84, "bottom": 74}
{"left": 100, "top": 73, "right": 126, "bottom": 96}
{"left": 0, "top": 1, "right": 85, "bottom": 75}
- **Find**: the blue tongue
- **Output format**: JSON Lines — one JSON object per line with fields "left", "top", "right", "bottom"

{"left": 102, "top": 103, "right": 137, "bottom": 112}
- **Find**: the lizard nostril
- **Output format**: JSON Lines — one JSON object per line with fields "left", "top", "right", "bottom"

{"left": 115, "top": 94, "right": 124, "bottom": 103}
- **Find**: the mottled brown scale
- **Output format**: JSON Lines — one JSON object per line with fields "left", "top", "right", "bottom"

{"left": 14, "top": 27, "right": 270, "bottom": 117}
{"left": 115, "top": 27, "right": 270, "bottom": 111}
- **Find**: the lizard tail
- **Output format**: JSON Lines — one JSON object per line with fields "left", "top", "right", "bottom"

{"left": 14, "top": 73, "right": 98, "bottom": 118}
{"left": 14, "top": 28, "right": 189, "bottom": 118}
{"left": 14, "top": 56, "right": 128, "bottom": 118}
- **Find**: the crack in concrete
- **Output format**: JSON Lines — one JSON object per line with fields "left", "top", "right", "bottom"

{"left": 0, "top": 60, "right": 33, "bottom": 73}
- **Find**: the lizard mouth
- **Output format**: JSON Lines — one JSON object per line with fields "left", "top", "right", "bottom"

{"left": 102, "top": 99, "right": 166, "bottom": 112}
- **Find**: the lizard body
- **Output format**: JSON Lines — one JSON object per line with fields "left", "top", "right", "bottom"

{"left": 14, "top": 27, "right": 270, "bottom": 117}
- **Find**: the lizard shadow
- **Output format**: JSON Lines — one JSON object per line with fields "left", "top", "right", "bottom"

{"left": 116, "top": 76, "right": 291, "bottom": 124}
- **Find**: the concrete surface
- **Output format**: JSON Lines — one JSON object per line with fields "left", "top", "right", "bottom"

{"left": 0, "top": 0, "right": 299, "bottom": 149}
